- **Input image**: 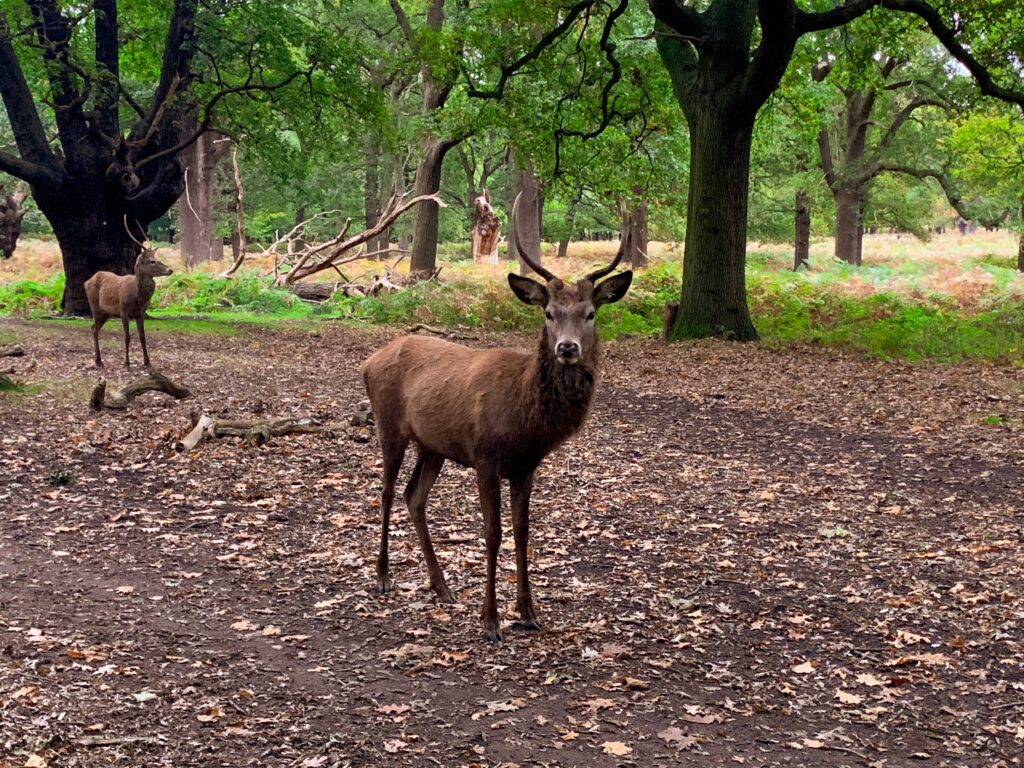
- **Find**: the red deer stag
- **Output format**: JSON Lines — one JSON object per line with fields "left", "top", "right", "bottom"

{"left": 84, "top": 221, "right": 172, "bottom": 369}
{"left": 362, "top": 193, "right": 632, "bottom": 642}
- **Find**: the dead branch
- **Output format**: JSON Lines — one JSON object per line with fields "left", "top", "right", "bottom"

{"left": 0, "top": 345, "right": 24, "bottom": 357}
{"left": 406, "top": 324, "right": 479, "bottom": 341}
{"left": 219, "top": 146, "right": 248, "bottom": 278}
{"left": 90, "top": 370, "right": 192, "bottom": 411}
{"left": 176, "top": 412, "right": 343, "bottom": 451}
{"left": 275, "top": 193, "right": 445, "bottom": 285}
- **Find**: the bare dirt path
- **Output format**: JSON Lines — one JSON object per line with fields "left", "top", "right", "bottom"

{"left": 2, "top": 318, "right": 1023, "bottom": 767}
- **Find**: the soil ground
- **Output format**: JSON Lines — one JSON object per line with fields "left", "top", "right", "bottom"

{"left": 1, "top": 318, "right": 1023, "bottom": 767}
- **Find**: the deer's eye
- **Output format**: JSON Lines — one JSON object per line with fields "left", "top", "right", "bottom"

{"left": 586, "top": 311, "right": 596, "bottom": 321}
{"left": 544, "top": 311, "right": 554, "bottom": 321}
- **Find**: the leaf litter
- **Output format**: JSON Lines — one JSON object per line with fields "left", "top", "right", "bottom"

{"left": 1, "top": 319, "right": 1023, "bottom": 765}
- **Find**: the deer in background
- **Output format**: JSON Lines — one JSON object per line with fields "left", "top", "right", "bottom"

{"left": 471, "top": 189, "right": 501, "bottom": 264}
{"left": 362, "top": 193, "right": 632, "bottom": 642}
{"left": 85, "top": 221, "right": 173, "bottom": 369}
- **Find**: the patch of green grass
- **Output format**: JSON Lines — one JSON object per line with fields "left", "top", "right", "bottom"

{"left": 3, "top": 254, "right": 1023, "bottom": 364}
{"left": 0, "top": 273, "right": 64, "bottom": 315}
{"left": 981, "top": 414, "right": 1004, "bottom": 426}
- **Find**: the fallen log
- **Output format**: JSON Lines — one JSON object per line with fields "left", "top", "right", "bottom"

{"left": 0, "top": 344, "right": 24, "bottom": 357}
{"left": 90, "top": 370, "right": 192, "bottom": 411}
{"left": 176, "top": 412, "right": 343, "bottom": 451}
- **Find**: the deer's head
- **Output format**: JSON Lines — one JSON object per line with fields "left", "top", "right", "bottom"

{"left": 125, "top": 215, "right": 173, "bottom": 278}
{"left": 507, "top": 194, "right": 632, "bottom": 366}
{"left": 134, "top": 248, "right": 173, "bottom": 278}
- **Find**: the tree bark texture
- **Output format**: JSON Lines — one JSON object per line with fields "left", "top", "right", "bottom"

{"left": 180, "top": 131, "right": 229, "bottom": 266}
{"left": 625, "top": 197, "right": 648, "bottom": 269}
{"left": 363, "top": 130, "right": 386, "bottom": 257}
{"left": 794, "top": 189, "right": 810, "bottom": 270}
{"left": 409, "top": 137, "right": 454, "bottom": 276}
{"left": 514, "top": 163, "right": 543, "bottom": 277}
{"left": 671, "top": 110, "right": 758, "bottom": 340}
{"left": 834, "top": 187, "right": 863, "bottom": 266}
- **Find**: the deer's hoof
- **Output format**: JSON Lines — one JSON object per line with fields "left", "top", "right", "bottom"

{"left": 514, "top": 618, "right": 543, "bottom": 632}
{"left": 483, "top": 627, "right": 505, "bottom": 643}
{"left": 376, "top": 577, "right": 392, "bottom": 595}
{"left": 434, "top": 585, "right": 456, "bottom": 604}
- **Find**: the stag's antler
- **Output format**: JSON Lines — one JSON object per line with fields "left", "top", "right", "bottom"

{"left": 585, "top": 228, "right": 628, "bottom": 283}
{"left": 123, "top": 215, "right": 149, "bottom": 249}
{"left": 511, "top": 192, "right": 556, "bottom": 282}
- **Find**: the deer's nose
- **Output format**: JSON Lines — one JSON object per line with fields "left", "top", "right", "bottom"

{"left": 556, "top": 341, "right": 580, "bottom": 360}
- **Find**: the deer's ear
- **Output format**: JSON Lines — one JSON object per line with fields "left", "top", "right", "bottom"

{"left": 508, "top": 274, "right": 548, "bottom": 306}
{"left": 593, "top": 270, "right": 633, "bottom": 307}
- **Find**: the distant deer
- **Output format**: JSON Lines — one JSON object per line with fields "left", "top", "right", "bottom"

{"left": 471, "top": 189, "right": 501, "bottom": 264}
{"left": 85, "top": 223, "right": 172, "bottom": 369}
{"left": 362, "top": 193, "right": 632, "bottom": 642}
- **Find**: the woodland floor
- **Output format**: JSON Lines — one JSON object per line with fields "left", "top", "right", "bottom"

{"left": 1, "top": 318, "right": 1023, "bottom": 768}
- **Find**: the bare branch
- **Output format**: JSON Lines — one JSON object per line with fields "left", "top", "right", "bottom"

{"left": 464, "top": 1, "right": 597, "bottom": 100}
{"left": 880, "top": 0, "right": 1024, "bottom": 113}
{"left": 279, "top": 194, "right": 446, "bottom": 284}
{"left": 875, "top": 163, "right": 1011, "bottom": 228}
{"left": 134, "top": 67, "right": 312, "bottom": 171}
{"left": 648, "top": 0, "right": 705, "bottom": 40}
{"left": 875, "top": 96, "right": 947, "bottom": 152}
{"left": 796, "top": 0, "right": 882, "bottom": 34}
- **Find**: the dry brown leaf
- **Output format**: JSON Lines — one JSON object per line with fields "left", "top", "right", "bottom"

{"left": 601, "top": 741, "right": 632, "bottom": 756}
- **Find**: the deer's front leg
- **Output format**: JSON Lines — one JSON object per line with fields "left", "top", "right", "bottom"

{"left": 510, "top": 471, "right": 541, "bottom": 631}
{"left": 477, "top": 466, "right": 503, "bottom": 642}
{"left": 121, "top": 316, "right": 132, "bottom": 369}
{"left": 136, "top": 316, "right": 150, "bottom": 368}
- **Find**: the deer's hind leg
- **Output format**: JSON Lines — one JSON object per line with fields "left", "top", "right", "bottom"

{"left": 376, "top": 431, "right": 408, "bottom": 595}
{"left": 404, "top": 447, "right": 452, "bottom": 603}
{"left": 91, "top": 314, "right": 108, "bottom": 368}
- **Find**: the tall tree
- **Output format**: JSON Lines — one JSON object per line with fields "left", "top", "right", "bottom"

{"left": 650, "top": 0, "right": 1024, "bottom": 340}
{"left": 0, "top": 0, "right": 311, "bottom": 314}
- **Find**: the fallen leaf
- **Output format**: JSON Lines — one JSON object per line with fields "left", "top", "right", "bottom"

{"left": 835, "top": 689, "right": 864, "bottom": 705}
{"left": 601, "top": 741, "right": 632, "bottom": 756}
{"left": 791, "top": 661, "right": 815, "bottom": 674}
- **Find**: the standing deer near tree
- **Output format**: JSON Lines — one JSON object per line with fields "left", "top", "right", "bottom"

{"left": 362, "top": 193, "right": 632, "bottom": 642}
{"left": 85, "top": 224, "right": 172, "bottom": 369}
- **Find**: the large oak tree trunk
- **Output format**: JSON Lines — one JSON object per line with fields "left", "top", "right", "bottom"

{"left": 32, "top": 181, "right": 142, "bottom": 316}
{"left": 670, "top": 110, "right": 757, "bottom": 341}
{"left": 834, "top": 187, "right": 863, "bottom": 265}
{"left": 409, "top": 137, "right": 454, "bottom": 276}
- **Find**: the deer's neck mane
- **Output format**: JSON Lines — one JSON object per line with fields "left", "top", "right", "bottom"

{"left": 528, "top": 327, "right": 598, "bottom": 443}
